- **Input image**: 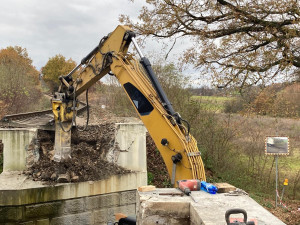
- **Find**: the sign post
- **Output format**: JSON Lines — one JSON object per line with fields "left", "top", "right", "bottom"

{"left": 275, "top": 155, "right": 278, "bottom": 207}
{"left": 265, "top": 137, "right": 289, "bottom": 208}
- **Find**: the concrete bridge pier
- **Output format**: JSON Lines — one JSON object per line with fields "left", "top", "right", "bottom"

{"left": 0, "top": 123, "right": 147, "bottom": 225}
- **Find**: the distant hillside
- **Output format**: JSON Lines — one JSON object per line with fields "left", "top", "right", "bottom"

{"left": 250, "top": 83, "right": 300, "bottom": 117}
{"left": 192, "top": 83, "right": 300, "bottom": 118}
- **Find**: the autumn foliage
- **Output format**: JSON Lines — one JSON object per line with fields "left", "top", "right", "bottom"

{"left": 0, "top": 46, "right": 40, "bottom": 116}
{"left": 248, "top": 83, "right": 300, "bottom": 117}
{"left": 41, "top": 54, "right": 76, "bottom": 91}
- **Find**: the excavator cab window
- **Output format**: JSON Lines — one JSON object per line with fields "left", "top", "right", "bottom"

{"left": 123, "top": 82, "right": 154, "bottom": 116}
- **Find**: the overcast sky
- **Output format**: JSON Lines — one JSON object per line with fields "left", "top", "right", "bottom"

{"left": 0, "top": 0, "right": 210, "bottom": 87}
{"left": 0, "top": 0, "right": 147, "bottom": 70}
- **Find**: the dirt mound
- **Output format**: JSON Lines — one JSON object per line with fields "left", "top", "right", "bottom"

{"left": 24, "top": 123, "right": 131, "bottom": 184}
{"left": 266, "top": 199, "right": 300, "bottom": 225}
{"left": 146, "top": 134, "right": 171, "bottom": 187}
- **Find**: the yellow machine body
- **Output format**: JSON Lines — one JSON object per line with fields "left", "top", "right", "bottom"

{"left": 52, "top": 25, "right": 206, "bottom": 185}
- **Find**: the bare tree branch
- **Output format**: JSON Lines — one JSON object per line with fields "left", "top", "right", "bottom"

{"left": 120, "top": 0, "right": 300, "bottom": 88}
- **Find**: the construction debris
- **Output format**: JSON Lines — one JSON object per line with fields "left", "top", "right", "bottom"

{"left": 23, "top": 124, "right": 131, "bottom": 184}
{"left": 215, "top": 182, "right": 236, "bottom": 193}
{"left": 138, "top": 185, "right": 156, "bottom": 192}
{"left": 225, "top": 188, "right": 249, "bottom": 196}
{"left": 158, "top": 192, "right": 184, "bottom": 196}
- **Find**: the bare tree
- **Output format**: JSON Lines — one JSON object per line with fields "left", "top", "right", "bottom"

{"left": 121, "top": 0, "right": 300, "bottom": 89}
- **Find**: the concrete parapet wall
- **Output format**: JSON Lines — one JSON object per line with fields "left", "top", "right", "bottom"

{"left": 108, "top": 123, "right": 147, "bottom": 172}
{"left": 137, "top": 188, "right": 286, "bottom": 225}
{"left": 0, "top": 128, "right": 38, "bottom": 171}
{"left": 0, "top": 190, "right": 137, "bottom": 225}
{"left": 0, "top": 123, "right": 147, "bottom": 173}
{"left": 0, "top": 172, "right": 146, "bottom": 206}
{"left": 0, "top": 171, "right": 146, "bottom": 224}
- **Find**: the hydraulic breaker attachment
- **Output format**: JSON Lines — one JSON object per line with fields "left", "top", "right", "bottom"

{"left": 53, "top": 121, "right": 71, "bottom": 162}
{"left": 52, "top": 93, "right": 74, "bottom": 162}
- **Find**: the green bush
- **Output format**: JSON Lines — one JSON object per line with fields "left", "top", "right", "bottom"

{"left": 147, "top": 172, "right": 154, "bottom": 185}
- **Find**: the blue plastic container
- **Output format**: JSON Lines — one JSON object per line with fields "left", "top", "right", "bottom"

{"left": 201, "top": 181, "right": 218, "bottom": 194}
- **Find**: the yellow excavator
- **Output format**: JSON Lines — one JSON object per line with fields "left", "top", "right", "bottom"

{"left": 51, "top": 25, "right": 206, "bottom": 186}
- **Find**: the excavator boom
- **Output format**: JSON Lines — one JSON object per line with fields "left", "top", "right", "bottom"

{"left": 52, "top": 25, "right": 206, "bottom": 186}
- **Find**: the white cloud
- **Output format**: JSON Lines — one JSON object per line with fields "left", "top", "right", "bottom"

{"left": 0, "top": 0, "right": 208, "bottom": 87}
{"left": 0, "top": 0, "right": 145, "bottom": 69}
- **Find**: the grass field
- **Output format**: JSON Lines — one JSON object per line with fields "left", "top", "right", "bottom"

{"left": 192, "top": 96, "right": 300, "bottom": 180}
{"left": 220, "top": 113, "right": 300, "bottom": 200}
{"left": 192, "top": 96, "right": 300, "bottom": 177}
{"left": 191, "top": 95, "right": 234, "bottom": 112}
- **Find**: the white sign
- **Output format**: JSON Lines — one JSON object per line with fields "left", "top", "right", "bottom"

{"left": 265, "top": 137, "right": 289, "bottom": 155}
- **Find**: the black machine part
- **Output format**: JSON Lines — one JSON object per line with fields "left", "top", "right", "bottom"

{"left": 118, "top": 216, "right": 136, "bottom": 225}
{"left": 107, "top": 216, "right": 135, "bottom": 225}
{"left": 225, "top": 208, "right": 255, "bottom": 225}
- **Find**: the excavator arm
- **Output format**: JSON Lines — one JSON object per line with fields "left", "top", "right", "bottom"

{"left": 52, "top": 25, "right": 206, "bottom": 186}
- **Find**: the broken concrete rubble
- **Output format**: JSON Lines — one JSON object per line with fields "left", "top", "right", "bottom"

{"left": 0, "top": 122, "right": 147, "bottom": 185}
{"left": 27, "top": 124, "right": 126, "bottom": 183}
{"left": 0, "top": 122, "right": 147, "bottom": 224}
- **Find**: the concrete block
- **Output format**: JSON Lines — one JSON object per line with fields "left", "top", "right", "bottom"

{"left": 85, "top": 195, "right": 101, "bottom": 210}
{"left": 36, "top": 219, "right": 50, "bottom": 225}
{"left": 94, "top": 209, "right": 108, "bottom": 224}
{"left": 62, "top": 198, "right": 85, "bottom": 214}
{"left": 100, "top": 193, "right": 120, "bottom": 208}
{"left": 25, "top": 202, "right": 62, "bottom": 218}
{"left": 50, "top": 212, "right": 93, "bottom": 225}
{"left": 105, "top": 204, "right": 136, "bottom": 224}
{"left": 120, "top": 190, "right": 137, "bottom": 205}
{"left": 119, "top": 204, "right": 136, "bottom": 215}
{"left": 107, "top": 207, "right": 118, "bottom": 223}
{"left": 0, "top": 206, "right": 22, "bottom": 222}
